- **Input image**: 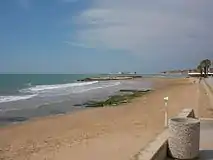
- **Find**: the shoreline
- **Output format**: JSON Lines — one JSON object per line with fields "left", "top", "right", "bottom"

{"left": 0, "top": 77, "right": 188, "bottom": 127}
{"left": 0, "top": 90, "right": 152, "bottom": 128}
{"left": 0, "top": 77, "right": 190, "bottom": 127}
{"left": 0, "top": 78, "right": 152, "bottom": 126}
{"left": 0, "top": 77, "right": 181, "bottom": 127}
{"left": 1, "top": 77, "right": 211, "bottom": 160}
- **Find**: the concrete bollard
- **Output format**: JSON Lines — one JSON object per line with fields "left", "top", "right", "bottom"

{"left": 168, "top": 117, "right": 200, "bottom": 159}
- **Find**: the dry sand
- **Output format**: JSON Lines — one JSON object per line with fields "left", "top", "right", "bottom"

{"left": 0, "top": 78, "right": 212, "bottom": 160}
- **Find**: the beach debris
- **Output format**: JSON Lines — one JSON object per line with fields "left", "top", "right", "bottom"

{"left": 119, "top": 89, "right": 151, "bottom": 93}
{"left": 164, "top": 96, "right": 169, "bottom": 101}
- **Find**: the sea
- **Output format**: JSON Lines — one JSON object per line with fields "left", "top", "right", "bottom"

{"left": 0, "top": 74, "right": 153, "bottom": 125}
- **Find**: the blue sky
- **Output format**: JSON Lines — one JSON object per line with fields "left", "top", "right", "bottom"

{"left": 0, "top": 0, "right": 213, "bottom": 73}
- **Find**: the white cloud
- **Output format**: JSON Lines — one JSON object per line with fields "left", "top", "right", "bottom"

{"left": 71, "top": 0, "right": 213, "bottom": 64}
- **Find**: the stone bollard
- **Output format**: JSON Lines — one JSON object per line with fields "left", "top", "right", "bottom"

{"left": 168, "top": 117, "right": 200, "bottom": 159}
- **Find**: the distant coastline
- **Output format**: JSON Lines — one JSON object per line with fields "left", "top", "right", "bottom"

{"left": 161, "top": 69, "right": 196, "bottom": 74}
{"left": 77, "top": 75, "right": 142, "bottom": 82}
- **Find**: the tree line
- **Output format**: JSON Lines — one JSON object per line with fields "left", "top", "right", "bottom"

{"left": 197, "top": 59, "right": 212, "bottom": 78}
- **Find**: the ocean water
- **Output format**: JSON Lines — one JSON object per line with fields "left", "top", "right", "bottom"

{"left": 0, "top": 74, "right": 152, "bottom": 125}
{"left": 0, "top": 74, "right": 99, "bottom": 95}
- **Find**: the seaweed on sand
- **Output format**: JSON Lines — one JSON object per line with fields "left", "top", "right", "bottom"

{"left": 85, "top": 90, "right": 151, "bottom": 107}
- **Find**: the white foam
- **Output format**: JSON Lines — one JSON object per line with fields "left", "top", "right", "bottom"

{"left": 0, "top": 81, "right": 121, "bottom": 104}
{"left": 0, "top": 94, "right": 37, "bottom": 103}
{"left": 20, "top": 81, "right": 99, "bottom": 94}
{"left": 73, "top": 81, "right": 121, "bottom": 93}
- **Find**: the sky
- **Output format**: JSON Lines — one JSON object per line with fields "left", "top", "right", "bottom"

{"left": 0, "top": 0, "right": 213, "bottom": 74}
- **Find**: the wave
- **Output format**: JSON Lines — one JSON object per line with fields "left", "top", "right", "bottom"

{"left": 0, "top": 81, "right": 121, "bottom": 104}
{"left": 20, "top": 81, "right": 99, "bottom": 94}
{"left": 73, "top": 81, "right": 121, "bottom": 93}
{"left": 0, "top": 94, "right": 37, "bottom": 103}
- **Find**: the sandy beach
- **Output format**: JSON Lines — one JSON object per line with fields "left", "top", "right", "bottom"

{"left": 0, "top": 77, "right": 212, "bottom": 160}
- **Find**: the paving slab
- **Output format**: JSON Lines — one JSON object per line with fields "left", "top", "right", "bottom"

{"left": 199, "top": 119, "right": 213, "bottom": 160}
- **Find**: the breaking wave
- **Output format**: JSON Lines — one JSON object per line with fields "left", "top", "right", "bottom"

{"left": 0, "top": 81, "right": 121, "bottom": 103}
{"left": 0, "top": 94, "right": 37, "bottom": 103}
{"left": 20, "top": 81, "right": 99, "bottom": 94}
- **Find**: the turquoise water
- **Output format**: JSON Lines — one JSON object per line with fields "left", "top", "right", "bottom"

{"left": 0, "top": 74, "right": 152, "bottom": 104}
{"left": 0, "top": 74, "right": 99, "bottom": 95}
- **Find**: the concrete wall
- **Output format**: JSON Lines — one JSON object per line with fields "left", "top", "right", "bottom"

{"left": 205, "top": 78, "right": 213, "bottom": 93}
{"left": 203, "top": 79, "right": 213, "bottom": 107}
{"left": 206, "top": 78, "right": 213, "bottom": 86}
{"left": 132, "top": 108, "right": 195, "bottom": 160}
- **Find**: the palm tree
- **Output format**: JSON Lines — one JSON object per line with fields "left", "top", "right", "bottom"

{"left": 197, "top": 64, "right": 203, "bottom": 77}
{"left": 199, "top": 59, "right": 211, "bottom": 77}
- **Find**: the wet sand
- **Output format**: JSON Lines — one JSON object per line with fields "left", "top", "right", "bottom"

{"left": 0, "top": 78, "right": 212, "bottom": 160}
